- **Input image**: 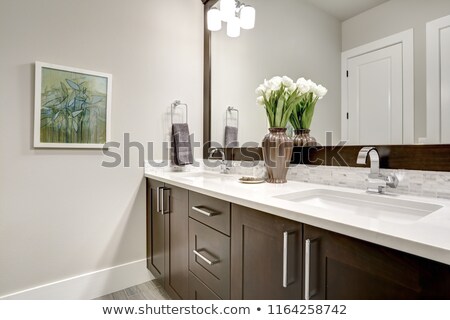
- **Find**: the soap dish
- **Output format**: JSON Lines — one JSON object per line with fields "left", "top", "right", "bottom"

{"left": 239, "top": 176, "right": 265, "bottom": 184}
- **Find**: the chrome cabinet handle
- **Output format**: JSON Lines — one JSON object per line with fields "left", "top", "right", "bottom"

{"left": 305, "top": 239, "right": 311, "bottom": 300}
{"left": 160, "top": 187, "right": 170, "bottom": 215}
{"left": 160, "top": 187, "right": 164, "bottom": 214}
{"left": 193, "top": 249, "right": 219, "bottom": 265}
{"left": 156, "top": 187, "right": 162, "bottom": 213}
{"left": 283, "top": 232, "right": 288, "bottom": 288}
{"left": 192, "top": 206, "right": 219, "bottom": 217}
{"left": 283, "top": 232, "right": 288, "bottom": 287}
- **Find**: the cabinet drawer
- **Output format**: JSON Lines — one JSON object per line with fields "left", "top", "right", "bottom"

{"left": 189, "top": 218, "right": 230, "bottom": 299}
{"left": 189, "top": 272, "right": 221, "bottom": 300}
{"left": 189, "top": 191, "right": 230, "bottom": 236}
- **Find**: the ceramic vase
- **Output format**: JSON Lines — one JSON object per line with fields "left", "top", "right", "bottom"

{"left": 262, "top": 128, "right": 293, "bottom": 184}
{"left": 293, "top": 129, "right": 317, "bottom": 147}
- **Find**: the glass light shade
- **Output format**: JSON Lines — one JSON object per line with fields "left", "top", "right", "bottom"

{"left": 227, "top": 16, "right": 240, "bottom": 38}
{"left": 220, "top": 0, "right": 236, "bottom": 22}
{"left": 240, "top": 6, "right": 255, "bottom": 30}
{"left": 207, "top": 8, "right": 222, "bottom": 31}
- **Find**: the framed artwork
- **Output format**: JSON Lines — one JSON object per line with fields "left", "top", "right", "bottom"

{"left": 34, "top": 62, "right": 112, "bottom": 148}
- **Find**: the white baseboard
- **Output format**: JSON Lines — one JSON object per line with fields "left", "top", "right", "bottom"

{"left": 0, "top": 259, "right": 154, "bottom": 300}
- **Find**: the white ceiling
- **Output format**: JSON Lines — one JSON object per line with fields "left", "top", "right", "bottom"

{"left": 306, "top": 0, "right": 390, "bottom": 21}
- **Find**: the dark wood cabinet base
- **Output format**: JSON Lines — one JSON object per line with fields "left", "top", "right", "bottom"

{"left": 147, "top": 178, "right": 450, "bottom": 300}
{"left": 146, "top": 181, "right": 189, "bottom": 300}
{"left": 304, "top": 225, "right": 450, "bottom": 299}
{"left": 231, "top": 204, "right": 303, "bottom": 300}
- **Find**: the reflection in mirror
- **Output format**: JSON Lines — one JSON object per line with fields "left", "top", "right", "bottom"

{"left": 209, "top": 0, "right": 450, "bottom": 146}
{"left": 225, "top": 106, "right": 239, "bottom": 147}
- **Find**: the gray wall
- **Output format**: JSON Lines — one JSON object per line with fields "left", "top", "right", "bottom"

{"left": 0, "top": 0, "right": 203, "bottom": 296}
{"left": 211, "top": 0, "right": 342, "bottom": 146}
{"left": 343, "top": 0, "right": 450, "bottom": 142}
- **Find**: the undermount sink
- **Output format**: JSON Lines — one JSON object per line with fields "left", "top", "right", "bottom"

{"left": 275, "top": 189, "right": 442, "bottom": 223}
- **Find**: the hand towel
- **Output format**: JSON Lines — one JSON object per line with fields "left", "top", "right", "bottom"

{"left": 172, "top": 123, "right": 193, "bottom": 166}
{"left": 225, "top": 125, "right": 239, "bottom": 148}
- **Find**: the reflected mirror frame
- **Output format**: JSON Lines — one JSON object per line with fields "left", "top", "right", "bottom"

{"left": 203, "top": 0, "right": 218, "bottom": 158}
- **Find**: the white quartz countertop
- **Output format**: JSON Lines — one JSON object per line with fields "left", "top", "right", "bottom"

{"left": 145, "top": 167, "right": 450, "bottom": 266}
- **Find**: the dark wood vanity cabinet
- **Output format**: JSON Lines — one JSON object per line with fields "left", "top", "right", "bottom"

{"left": 147, "top": 178, "right": 450, "bottom": 300}
{"left": 231, "top": 204, "right": 303, "bottom": 300}
{"left": 146, "top": 180, "right": 189, "bottom": 299}
{"left": 304, "top": 225, "right": 450, "bottom": 300}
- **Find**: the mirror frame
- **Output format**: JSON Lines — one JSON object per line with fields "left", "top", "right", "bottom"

{"left": 201, "top": 0, "right": 450, "bottom": 172}
{"left": 202, "top": 0, "right": 218, "bottom": 158}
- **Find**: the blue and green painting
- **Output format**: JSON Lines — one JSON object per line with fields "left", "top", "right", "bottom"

{"left": 40, "top": 67, "right": 108, "bottom": 144}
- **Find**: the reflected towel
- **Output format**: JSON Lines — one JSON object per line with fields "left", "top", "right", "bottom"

{"left": 172, "top": 123, "right": 193, "bottom": 166}
{"left": 225, "top": 126, "right": 239, "bottom": 148}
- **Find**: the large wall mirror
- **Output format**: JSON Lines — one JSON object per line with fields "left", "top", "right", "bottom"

{"left": 204, "top": 0, "right": 450, "bottom": 150}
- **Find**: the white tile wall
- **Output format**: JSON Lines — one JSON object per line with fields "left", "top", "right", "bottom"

{"left": 203, "top": 161, "right": 450, "bottom": 200}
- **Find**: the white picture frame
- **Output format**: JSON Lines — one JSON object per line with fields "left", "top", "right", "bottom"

{"left": 34, "top": 61, "right": 112, "bottom": 149}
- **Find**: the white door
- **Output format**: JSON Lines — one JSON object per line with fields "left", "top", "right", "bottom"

{"left": 346, "top": 43, "right": 403, "bottom": 145}
{"left": 427, "top": 15, "right": 450, "bottom": 144}
{"left": 443, "top": 27, "right": 450, "bottom": 143}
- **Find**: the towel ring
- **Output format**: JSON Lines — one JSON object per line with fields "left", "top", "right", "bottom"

{"left": 226, "top": 106, "right": 239, "bottom": 128}
{"left": 171, "top": 100, "right": 189, "bottom": 125}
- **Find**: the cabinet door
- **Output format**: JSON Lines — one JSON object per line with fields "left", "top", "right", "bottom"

{"left": 231, "top": 204, "right": 303, "bottom": 300}
{"left": 304, "top": 225, "right": 450, "bottom": 300}
{"left": 146, "top": 179, "right": 165, "bottom": 281}
{"left": 164, "top": 184, "right": 189, "bottom": 300}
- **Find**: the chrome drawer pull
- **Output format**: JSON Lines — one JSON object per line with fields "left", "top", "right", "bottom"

{"left": 156, "top": 187, "right": 162, "bottom": 213}
{"left": 305, "top": 239, "right": 311, "bottom": 300}
{"left": 193, "top": 249, "right": 220, "bottom": 265}
{"left": 192, "top": 206, "right": 220, "bottom": 217}
{"left": 283, "top": 231, "right": 288, "bottom": 288}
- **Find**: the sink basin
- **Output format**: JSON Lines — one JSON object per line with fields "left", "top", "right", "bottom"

{"left": 275, "top": 189, "right": 442, "bottom": 223}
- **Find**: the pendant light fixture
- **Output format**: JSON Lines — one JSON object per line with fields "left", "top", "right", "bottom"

{"left": 207, "top": 7, "right": 222, "bottom": 31}
{"left": 227, "top": 16, "right": 241, "bottom": 38}
{"left": 220, "top": 0, "right": 236, "bottom": 22}
{"left": 207, "top": 0, "right": 256, "bottom": 38}
{"left": 239, "top": 5, "right": 256, "bottom": 30}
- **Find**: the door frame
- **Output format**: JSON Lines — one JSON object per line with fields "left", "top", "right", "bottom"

{"left": 341, "top": 29, "right": 414, "bottom": 144}
{"left": 426, "top": 15, "right": 450, "bottom": 144}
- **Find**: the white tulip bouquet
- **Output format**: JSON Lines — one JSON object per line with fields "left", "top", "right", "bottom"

{"left": 289, "top": 78, "right": 328, "bottom": 130}
{"left": 255, "top": 76, "right": 306, "bottom": 128}
{"left": 255, "top": 76, "right": 327, "bottom": 130}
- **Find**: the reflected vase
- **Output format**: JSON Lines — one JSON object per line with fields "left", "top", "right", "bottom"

{"left": 262, "top": 128, "right": 293, "bottom": 184}
{"left": 293, "top": 129, "right": 317, "bottom": 147}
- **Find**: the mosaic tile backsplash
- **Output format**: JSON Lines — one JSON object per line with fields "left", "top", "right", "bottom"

{"left": 203, "top": 161, "right": 450, "bottom": 200}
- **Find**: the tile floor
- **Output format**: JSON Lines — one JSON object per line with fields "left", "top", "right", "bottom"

{"left": 94, "top": 279, "right": 171, "bottom": 300}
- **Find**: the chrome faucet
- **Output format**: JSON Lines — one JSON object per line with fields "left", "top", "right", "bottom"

{"left": 208, "top": 148, "right": 230, "bottom": 174}
{"left": 357, "top": 147, "right": 399, "bottom": 193}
